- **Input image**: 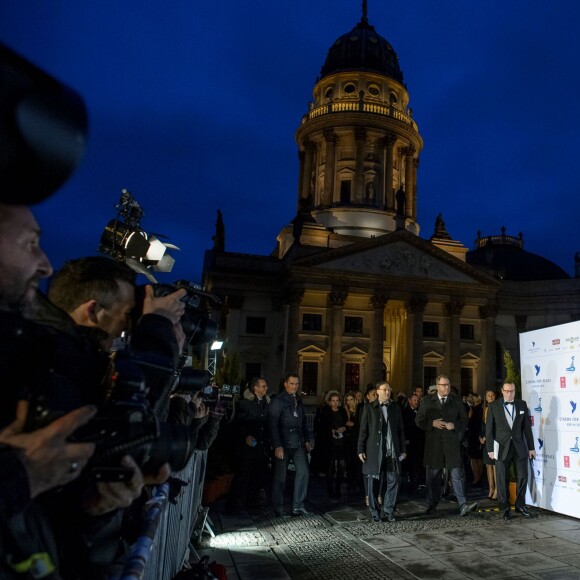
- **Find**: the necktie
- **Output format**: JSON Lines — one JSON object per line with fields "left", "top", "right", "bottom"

{"left": 441, "top": 397, "right": 447, "bottom": 405}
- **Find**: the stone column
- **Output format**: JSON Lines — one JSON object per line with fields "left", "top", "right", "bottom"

{"left": 369, "top": 293, "right": 389, "bottom": 383}
{"left": 322, "top": 129, "right": 336, "bottom": 206}
{"left": 404, "top": 146, "right": 416, "bottom": 217}
{"left": 479, "top": 303, "right": 498, "bottom": 392}
{"left": 408, "top": 296, "right": 427, "bottom": 391}
{"left": 300, "top": 139, "right": 315, "bottom": 204}
{"left": 354, "top": 128, "right": 366, "bottom": 203}
{"left": 383, "top": 133, "right": 396, "bottom": 210}
{"left": 328, "top": 289, "right": 348, "bottom": 388}
{"left": 412, "top": 157, "right": 419, "bottom": 221}
{"left": 444, "top": 299, "right": 465, "bottom": 389}
{"left": 284, "top": 288, "right": 304, "bottom": 375}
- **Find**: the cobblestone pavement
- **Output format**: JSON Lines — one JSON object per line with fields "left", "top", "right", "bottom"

{"left": 193, "top": 476, "right": 580, "bottom": 580}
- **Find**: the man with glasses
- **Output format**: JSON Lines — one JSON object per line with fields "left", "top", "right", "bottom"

{"left": 486, "top": 381, "right": 536, "bottom": 519}
{"left": 416, "top": 375, "right": 477, "bottom": 516}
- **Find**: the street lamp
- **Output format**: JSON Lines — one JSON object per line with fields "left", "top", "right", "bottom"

{"left": 208, "top": 340, "right": 223, "bottom": 377}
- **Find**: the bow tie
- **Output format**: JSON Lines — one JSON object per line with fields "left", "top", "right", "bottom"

{"left": 380, "top": 403, "right": 389, "bottom": 407}
{"left": 505, "top": 401, "right": 514, "bottom": 406}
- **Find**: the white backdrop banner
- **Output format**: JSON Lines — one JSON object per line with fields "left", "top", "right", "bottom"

{"left": 520, "top": 320, "right": 580, "bottom": 518}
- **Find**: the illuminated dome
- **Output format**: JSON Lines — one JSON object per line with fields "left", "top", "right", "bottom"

{"left": 319, "top": 14, "right": 403, "bottom": 83}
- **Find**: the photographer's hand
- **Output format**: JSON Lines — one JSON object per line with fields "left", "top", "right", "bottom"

{"left": 0, "top": 400, "right": 96, "bottom": 498}
{"left": 142, "top": 285, "right": 187, "bottom": 325}
{"left": 192, "top": 393, "right": 209, "bottom": 419}
{"left": 173, "top": 322, "right": 186, "bottom": 352}
{"left": 83, "top": 456, "right": 145, "bottom": 516}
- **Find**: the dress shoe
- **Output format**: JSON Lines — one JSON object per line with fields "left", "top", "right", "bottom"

{"left": 382, "top": 512, "right": 396, "bottom": 523}
{"left": 371, "top": 515, "right": 381, "bottom": 522}
{"left": 459, "top": 502, "right": 478, "bottom": 517}
{"left": 292, "top": 507, "right": 313, "bottom": 516}
{"left": 515, "top": 506, "right": 533, "bottom": 518}
{"left": 274, "top": 510, "right": 290, "bottom": 518}
{"left": 425, "top": 504, "right": 437, "bottom": 515}
{"left": 502, "top": 509, "right": 512, "bottom": 520}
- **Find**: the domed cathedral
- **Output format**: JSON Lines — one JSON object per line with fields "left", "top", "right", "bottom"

{"left": 277, "top": 2, "right": 422, "bottom": 259}
{"left": 202, "top": 3, "right": 580, "bottom": 399}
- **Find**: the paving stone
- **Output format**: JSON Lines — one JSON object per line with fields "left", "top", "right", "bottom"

{"left": 401, "top": 559, "right": 466, "bottom": 580}
{"left": 377, "top": 546, "right": 435, "bottom": 562}
{"left": 434, "top": 551, "right": 524, "bottom": 579}
{"left": 443, "top": 527, "right": 509, "bottom": 544}
{"left": 229, "top": 545, "right": 278, "bottom": 565}
{"left": 497, "top": 552, "right": 572, "bottom": 573}
{"left": 394, "top": 531, "right": 473, "bottom": 554}
{"left": 468, "top": 540, "right": 534, "bottom": 557}
{"left": 530, "top": 569, "right": 580, "bottom": 580}
{"left": 515, "top": 537, "right": 580, "bottom": 557}
{"left": 544, "top": 528, "right": 580, "bottom": 545}
{"left": 553, "top": 554, "right": 580, "bottom": 567}
{"left": 236, "top": 561, "right": 291, "bottom": 580}
{"left": 358, "top": 535, "right": 412, "bottom": 550}
{"left": 484, "top": 524, "right": 553, "bottom": 541}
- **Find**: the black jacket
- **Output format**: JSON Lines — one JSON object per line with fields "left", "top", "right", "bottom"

{"left": 415, "top": 393, "right": 467, "bottom": 469}
{"left": 357, "top": 400, "right": 406, "bottom": 476}
{"left": 485, "top": 398, "right": 534, "bottom": 460}
{"left": 268, "top": 391, "right": 309, "bottom": 450}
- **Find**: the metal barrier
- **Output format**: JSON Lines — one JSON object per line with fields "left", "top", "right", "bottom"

{"left": 115, "top": 449, "right": 208, "bottom": 580}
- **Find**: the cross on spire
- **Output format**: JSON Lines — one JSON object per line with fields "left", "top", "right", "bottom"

{"left": 361, "top": 0, "right": 368, "bottom": 24}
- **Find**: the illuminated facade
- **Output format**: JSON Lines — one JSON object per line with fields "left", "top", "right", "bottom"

{"left": 202, "top": 8, "right": 579, "bottom": 398}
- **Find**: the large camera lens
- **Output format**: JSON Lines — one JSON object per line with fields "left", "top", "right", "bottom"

{"left": 140, "top": 421, "right": 196, "bottom": 473}
{"left": 177, "top": 367, "right": 211, "bottom": 393}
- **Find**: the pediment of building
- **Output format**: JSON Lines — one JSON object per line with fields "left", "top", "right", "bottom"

{"left": 293, "top": 231, "right": 495, "bottom": 285}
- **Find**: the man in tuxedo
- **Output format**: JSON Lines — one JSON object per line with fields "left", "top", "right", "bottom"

{"left": 416, "top": 375, "right": 477, "bottom": 516}
{"left": 358, "top": 382, "right": 406, "bottom": 522}
{"left": 486, "top": 381, "right": 536, "bottom": 519}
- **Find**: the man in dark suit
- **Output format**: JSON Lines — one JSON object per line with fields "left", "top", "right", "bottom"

{"left": 358, "top": 382, "right": 406, "bottom": 522}
{"left": 416, "top": 375, "right": 477, "bottom": 516}
{"left": 486, "top": 381, "right": 536, "bottom": 519}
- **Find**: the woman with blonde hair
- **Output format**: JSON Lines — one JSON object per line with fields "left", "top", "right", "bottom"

{"left": 479, "top": 389, "right": 498, "bottom": 499}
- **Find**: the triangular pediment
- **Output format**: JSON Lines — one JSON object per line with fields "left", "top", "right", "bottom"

{"left": 292, "top": 230, "right": 497, "bottom": 285}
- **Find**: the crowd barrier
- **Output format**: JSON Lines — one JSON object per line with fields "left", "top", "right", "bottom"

{"left": 114, "top": 449, "right": 209, "bottom": 580}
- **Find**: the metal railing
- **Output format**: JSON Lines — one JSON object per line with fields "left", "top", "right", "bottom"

{"left": 114, "top": 450, "right": 208, "bottom": 580}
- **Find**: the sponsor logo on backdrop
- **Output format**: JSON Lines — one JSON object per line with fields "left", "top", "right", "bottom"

{"left": 538, "top": 438, "right": 544, "bottom": 449}
{"left": 553, "top": 339, "right": 561, "bottom": 345}
{"left": 561, "top": 377, "right": 567, "bottom": 388}
{"left": 571, "top": 401, "right": 577, "bottom": 414}
{"left": 558, "top": 475, "right": 567, "bottom": 482}
{"left": 565, "top": 336, "right": 579, "bottom": 346}
{"left": 571, "top": 436, "right": 580, "bottom": 453}
{"left": 566, "top": 356, "right": 576, "bottom": 372}
{"left": 565, "top": 456, "right": 571, "bottom": 468}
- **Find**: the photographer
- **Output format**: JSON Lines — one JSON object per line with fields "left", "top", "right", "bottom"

{"left": 167, "top": 391, "right": 223, "bottom": 451}
{"left": 0, "top": 203, "right": 97, "bottom": 579}
{"left": 25, "top": 256, "right": 188, "bottom": 576}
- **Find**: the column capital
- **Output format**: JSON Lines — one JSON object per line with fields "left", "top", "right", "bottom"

{"left": 383, "top": 133, "right": 397, "bottom": 147}
{"left": 323, "top": 129, "right": 337, "bottom": 143}
{"left": 404, "top": 145, "right": 417, "bottom": 157}
{"left": 370, "top": 292, "right": 389, "bottom": 309}
{"left": 413, "top": 157, "right": 420, "bottom": 169}
{"left": 328, "top": 290, "right": 348, "bottom": 307}
{"left": 408, "top": 296, "right": 427, "bottom": 314}
{"left": 479, "top": 303, "right": 498, "bottom": 319}
{"left": 282, "top": 288, "right": 304, "bottom": 305}
{"left": 444, "top": 299, "right": 465, "bottom": 316}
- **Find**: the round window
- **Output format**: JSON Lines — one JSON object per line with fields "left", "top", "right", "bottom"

{"left": 343, "top": 83, "right": 356, "bottom": 94}
{"left": 368, "top": 84, "right": 380, "bottom": 96}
